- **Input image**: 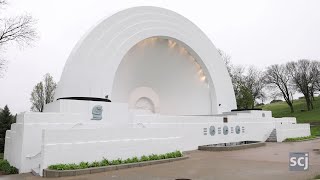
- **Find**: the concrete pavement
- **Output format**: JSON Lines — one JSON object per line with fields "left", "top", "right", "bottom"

{"left": 1, "top": 139, "right": 319, "bottom": 180}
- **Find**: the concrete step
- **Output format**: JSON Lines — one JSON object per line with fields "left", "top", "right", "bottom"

{"left": 266, "top": 129, "right": 277, "bottom": 142}
{"left": 31, "top": 167, "right": 40, "bottom": 176}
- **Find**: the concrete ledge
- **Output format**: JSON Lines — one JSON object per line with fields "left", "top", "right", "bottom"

{"left": 198, "top": 142, "right": 266, "bottom": 151}
{"left": 43, "top": 156, "right": 188, "bottom": 178}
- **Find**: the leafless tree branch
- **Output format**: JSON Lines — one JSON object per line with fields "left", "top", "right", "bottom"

{"left": 0, "top": 14, "right": 38, "bottom": 47}
{"left": 264, "top": 64, "right": 295, "bottom": 112}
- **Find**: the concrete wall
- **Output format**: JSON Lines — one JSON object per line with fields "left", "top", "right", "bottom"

{"left": 40, "top": 128, "right": 183, "bottom": 175}
{"left": 112, "top": 38, "right": 211, "bottom": 115}
{"left": 4, "top": 112, "right": 84, "bottom": 173}
{"left": 276, "top": 123, "right": 311, "bottom": 142}
{"left": 54, "top": 6, "right": 237, "bottom": 114}
{"left": 4, "top": 105, "right": 311, "bottom": 176}
{"left": 44, "top": 100, "right": 130, "bottom": 127}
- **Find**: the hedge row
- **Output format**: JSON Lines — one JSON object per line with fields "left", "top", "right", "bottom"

{"left": 48, "top": 150, "right": 182, "bottom": 170}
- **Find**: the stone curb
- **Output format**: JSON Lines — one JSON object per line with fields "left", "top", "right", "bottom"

{"left": 198, "top": 142, "right": 266, "bottom": 151}
{"left": 43, "top": 156, "right": 188, "bottom": 178}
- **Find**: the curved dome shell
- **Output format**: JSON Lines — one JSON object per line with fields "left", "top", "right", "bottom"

{"left": 55, "top": 6, "right": 236, "bottom": 114}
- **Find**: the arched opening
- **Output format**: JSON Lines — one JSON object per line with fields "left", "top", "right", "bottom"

{"left": 112, "top": 37, "right": 213, "bottom": 115}
{"left": 128, "top": 86, "right": 160, "bottom": 114}
{"left": 135, "top": 97, "right": 155, "bottom": 114}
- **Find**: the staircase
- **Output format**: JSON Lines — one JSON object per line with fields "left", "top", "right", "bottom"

{"left": 31, "top": 166, "right": 40, "bottom": 176}
{"left": 266, "top": 129, "right": 277, "bottom": 142}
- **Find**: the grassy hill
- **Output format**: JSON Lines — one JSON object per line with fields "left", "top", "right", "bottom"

{"left": 260, "top": 96, "right": 320, "bottom": 123}
{"left": 258, "top": 96, "right": 320, "bottom": 136}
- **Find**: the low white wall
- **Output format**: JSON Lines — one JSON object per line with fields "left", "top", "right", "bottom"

{"left": 44, "top": 100, "right": 130, "bottom": 126}
{"left": 39, "top": 116, "right": 276, "bottom": 175}
{"left": 276, "top": 123, "right": 311, "bottom": 142}
{"left": 40, "top": 128, "right": 183, "bottom": 176}
{"left": 4, "top": 108, "right": 311, "bottom": 176}
{"left": 4, "top": 112, "right": 84, "bottom": 173}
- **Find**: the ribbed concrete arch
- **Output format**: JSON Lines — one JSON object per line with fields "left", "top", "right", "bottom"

{"left": 55, "top": 6, "right": 236, "bottom": 114}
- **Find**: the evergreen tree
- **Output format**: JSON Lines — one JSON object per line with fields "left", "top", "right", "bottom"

{"left": 0, "top": 105, "right": 13, "bottom": 152}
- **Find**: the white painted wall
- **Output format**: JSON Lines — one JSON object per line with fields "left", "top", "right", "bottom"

{"left": 44, "top": 100, "right": 130, "bottom": 126}
{"left": 276, "top": 123, "right": 311, "bottom": 142}
{"left": 112, "top": 38, "right": 211, "bottom": 115}
{"left": 40, "top": 128, "right": 183, "bottom": 175}
{"left": 4, "top": 112, "right": 83, "bottom": 173}
{"left": 4, "top": 102, "right": 311, "bottom": 176}
{"left": 54, "top": 6, "right": 237, "bottom": 114}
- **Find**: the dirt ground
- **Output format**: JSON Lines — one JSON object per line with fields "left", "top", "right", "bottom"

{"left": 1, "top": 139, "right": 320, "bottom": 180}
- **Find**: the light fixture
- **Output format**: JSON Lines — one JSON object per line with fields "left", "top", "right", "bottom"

{"left": 200, "top": 76, "right": 206, "bottom": 81}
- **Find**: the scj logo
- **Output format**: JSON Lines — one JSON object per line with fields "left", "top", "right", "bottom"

{"left": 289, "top": 152, "right": 309, "bottom": 171}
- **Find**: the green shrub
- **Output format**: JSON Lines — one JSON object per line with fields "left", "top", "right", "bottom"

{"left": 66, "top": 163, "right": 79, "bottom": 170}
{"left": 89, "top": 161, "right": 100, "bottom": 168}
{"left": 159, "top": 154, "right": 166, "bottom": 159}
{"left": 140, "top": 155, "right": 149, "bottom": 161}
{"left": 123, "top": 158, "right": 132, "bottom": 164}
{"left": 110, "top": 159, "right": 122, "bottom": 165}
{"left": 0, "top": 160, "right": 18, "bottom": 174}
{"left": 100, "top": 158, "right": 109, "bottom": 166}
{"left": 148, "top": 154, "right": 159, "bottom": 160}
{"left": 174, "top": 150, "right": 182, "bottom": 157}
{"left": 47, "top": 151, "right": 183, "bottom": 170}
{"left": 48, "top": 164, "right": 66, "bottom": 170}
{"left": 131, "top": 156, "right": 139, "bottom": 163}
{"left": 165, "top": 152, "right": 176, "bottom": 158}
{"left": 79, "top": 162, "right": 89, "bottom": 169}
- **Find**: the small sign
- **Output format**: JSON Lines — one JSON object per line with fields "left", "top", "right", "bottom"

{"left": 289, "top": 152, "right": 309, "bottom": 171}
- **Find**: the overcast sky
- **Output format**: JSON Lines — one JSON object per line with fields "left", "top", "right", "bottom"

{"left": 0, "top": 0, "right": 319, "bottom": 113}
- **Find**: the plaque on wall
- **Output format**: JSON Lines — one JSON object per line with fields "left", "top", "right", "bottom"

{"left": 235, "top": 125, "right": 241, "bottom": 134}
{"left": 91, "top": 105, "right": 103, "bottom": 120}
{"left": 209, "top": 126, "right": 216, "bottom": 136}
{"left": 223, "top": 126, "right": 229, "bottom": 135}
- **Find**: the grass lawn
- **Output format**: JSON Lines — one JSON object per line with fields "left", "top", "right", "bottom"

{"left": 259, "top": 97, "right": 320, "bottom": 123}
{"left": 258, "top": 96, "right": 320, "bottom": 137}
{"left": 311, "top": 126, "right": 320, "bottom": 136}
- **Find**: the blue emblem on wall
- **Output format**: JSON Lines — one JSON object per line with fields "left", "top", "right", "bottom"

{"left": 91, "top": 105, "right": 103, "bottom": 120}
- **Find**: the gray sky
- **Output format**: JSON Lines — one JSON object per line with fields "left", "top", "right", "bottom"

{"left": 0, "top": 0, "right": 320, "bottom": 113}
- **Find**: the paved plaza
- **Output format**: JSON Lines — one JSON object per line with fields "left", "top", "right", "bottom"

{"left": 2, "top": 139, "right": 319, "bottom": 180}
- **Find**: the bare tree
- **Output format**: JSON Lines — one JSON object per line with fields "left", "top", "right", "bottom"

{"left": 30, "top": 82, "right": 45, "bottom": 112}
{"left": 217, "top": 50, "right": 265, "bottom": 109}
{"left": 315, "top": 62, "right": 320, "bottom": 94}
{"left": 30, "top": 74, "right": 57, "bottom": 112}
{"left": 0, "top": 0, "right": 6, "bottom": 5}
{"left": 264, "top": 64, "right": 295, "bottom": 112}
{"left": 0, "top": 58, "right": 5, "bottom": 77}
{"left": 0, "top": 0, "right": 38, "bottom": 77}
{"left": 309, "top": 61, "right": 320, "bottom": 100}
{"left": 244, "top": 66, "right": 265, "bottom": 108}
{"left": 227, "top": 65, "right": 264, "bottom": 109}
{"left": 218, "top": 49, "right": 232, "bottom": 75}
{"left": 286, "top": 60, "right": 318, "bottom": 111}
{"left": 44, "top": 73, "right": 57, "bottom": 104}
